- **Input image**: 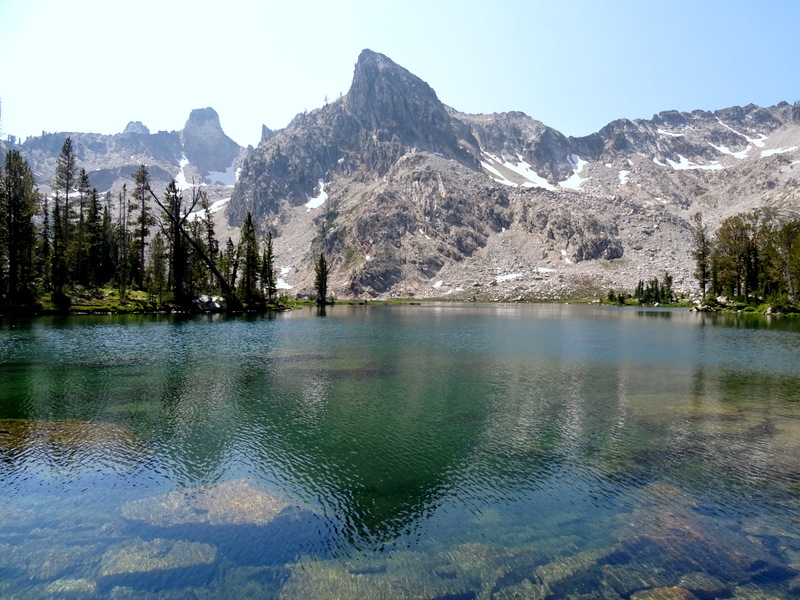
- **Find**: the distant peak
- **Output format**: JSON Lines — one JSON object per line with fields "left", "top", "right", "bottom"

{"left": 123, "top": 121, "right": 150, "bottom": 135}
{"left": 186, "top": 107, "right": 221, "bottom": 128}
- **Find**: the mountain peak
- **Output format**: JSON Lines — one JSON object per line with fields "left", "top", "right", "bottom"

{"left": 346, "top": 50, "right": 440, "bottom": 125}
{"left": 182, "top": 107, "right": 241, "bottom": 174}
{"left": 123, "top": 121, "right": 150, "bottom": 135}
{"left": 186, "top": 107, "right": 222, "bottom": 127}
{"left": 344, "top": 50, "right": 477, "bottom": 166}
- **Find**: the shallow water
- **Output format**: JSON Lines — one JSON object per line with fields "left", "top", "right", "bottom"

{"left": 0, "top": 304, "right": 799, "bottom": 599}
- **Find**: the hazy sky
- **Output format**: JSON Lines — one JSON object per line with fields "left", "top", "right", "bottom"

{"left": 1, "top": 0, "right": 799, "bottom": 147}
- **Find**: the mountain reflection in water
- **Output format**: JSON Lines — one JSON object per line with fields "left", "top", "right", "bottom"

{"left": 0, "top": 304, "right": 798, "bottom": 599}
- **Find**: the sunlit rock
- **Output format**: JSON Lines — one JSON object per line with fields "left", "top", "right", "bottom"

{"left": 678, "top": 572, "right": 728, "bottom": 599}
{"left": 45, "top": 578, "right": 99, "bottom": 598}
{"left": 120, "top": 478, "right": 293, "bottom": 527}
{"left": 99, "top": 538, "right": 216, "bottom": 577}
{"left": 630, "top": 586, "right": 695, "bottom": 600}
{"left": 280, "top": 543, "right": 547, "bottom": 600}
{"left": 0, "top": 540, "right": 104, "bottom": 582}
{"left": 601, "top": 564, "right": 673, "bottom": 597}
{"left": 280, "top": 551, "right": 462, "bottom": 600}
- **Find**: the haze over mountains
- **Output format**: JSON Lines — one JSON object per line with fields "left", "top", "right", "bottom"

{"left": 6, "top": 49, "right": 800, "bottom": 300}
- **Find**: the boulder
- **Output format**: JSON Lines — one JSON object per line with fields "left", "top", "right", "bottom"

{"left": 120, "top": 478, "right": 292, "bottom": 527}
{"left": 99, "top": 538, "right": 216, "bottom": 578}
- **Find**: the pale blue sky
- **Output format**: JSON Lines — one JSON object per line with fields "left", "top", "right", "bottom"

{"left": 1, "top": 0, "right": 798, "bottom": 147}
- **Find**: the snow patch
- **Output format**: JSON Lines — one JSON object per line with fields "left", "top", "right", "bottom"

{"left": 717, "top": 119, "right": 768, "bottom": 147}
{"left": 209, "top": 197, "right": 230, "bottom": 213}
{"left": 560, "top": 154, "right": 587, "bottom": 190}
{"left": 280, "top": 266, "right": 291, "bottom": 276}
{"left": 657, "top": 129, "right": 685, "bottom": 137}
{"left": 667, "top": 154, "right": 724, "bottom": 171}
{"left": 433, "top": 280, "right": 443, "bottom": 288}
{"left": 276, "top": 278, "right": 292, "bottom": 290}
{"left": 761, "top": 146, "right": 797, "bottom": 157}
{"left": 619, "top": 170, "right": 630, "bottom": 185}
{"left": 537, "top": 267, "right": 556, "bottom": 273}
{"left": 495, "top": 273, "right": 522, "bottom": 282}
{"left": 305, "top": 179, "right": 328, "bottom": 210}
{"left": 206, "top": 160, "right": 238, "bottom": 186}
{"left": 185, "top": 197, "right": 230, "bottom": 222}
{"left": 176, "top": 156, "right": 192, "bottom": 191}
{"left": 709, "top": 142, "right": 750, "bottom": 159}
{"left": 481, "top": 151, "right": 555, "bottom": 190}
{"left": 561, "top": 249, "right": 572, "bottom": 264}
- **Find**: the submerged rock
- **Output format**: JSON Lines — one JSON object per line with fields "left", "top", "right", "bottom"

{"left": 45, "top": 578, "right": 99, "bottom": 598}
{"left": 120, "top": 478, "right": 293, "bottom": 527}
{"left": 99, "top": 538, "right": 216, "bottom": 577}
{"left": 630, "top": 586, "right": 696, "bottom": 600}
{"left": 280, "top": 543, "right": 547, "bottom": 600}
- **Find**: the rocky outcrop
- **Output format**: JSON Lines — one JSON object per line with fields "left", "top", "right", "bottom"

{"left": 182, "top": 107, "right": 241, "bottom": 175}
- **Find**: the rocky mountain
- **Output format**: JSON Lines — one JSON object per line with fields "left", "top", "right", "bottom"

{"left": 6, "top": 50, "right": 799, "bottom": 301}
{"left": 229, "top": 49, "right": 800, "bottom": 300}
{"left": 7, "top": 107, "right": 248, "bottom": 222}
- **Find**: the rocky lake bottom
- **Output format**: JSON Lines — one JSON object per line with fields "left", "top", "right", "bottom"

{"left": 1, "top": 304, "right": 798, "bottom": 599}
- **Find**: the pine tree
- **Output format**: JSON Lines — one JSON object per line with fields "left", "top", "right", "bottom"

{"left": 130, "top": 164, "right": 154, "bottom": 290}
{"left": 314, "top": 252, "right": 330, "bottom": 305}
{"left": 220, "top": 238, "right": 238, "bottom": 290}
{"left": 164, "top": 180, "right": 189, "bottom": 305}
{"left": 237, "top": 212, "right": 260, "bottom": 304}
{"left": 54, "top": 137, "right": 77, "bottom": 254}
{"left": 98, "top": 198, "right": 116, "bottom": 286}
{"left": 147, "top": 231, "right": 168, "bottom": 304}
{"left": 200, "top": 191, "right": 219, "bottom": 289}
{"left": 775, "top": 220, "right": 800, "bottom": 303}
{"left": 73, "top": 168, "right": 91, "bottom": 285}
{"left": 85, "top": 187, "right": 102, "bottom": 287}
{"left": 0, "top": 151, "right": 39, "bottom": 311}
{"left": 116, "top": 184, "right": 130, "bottom": 298}
{"left": 37, "top": 192, "right": 52, "bottom": 293}
{"left": 690, "top": 212, "right": 710, "bottom": 298}
{"left": 261, "top": 231, "right": 276, "bottom": 302}
{"left": 51, "top": 193, "right": 67, "bottom": 298}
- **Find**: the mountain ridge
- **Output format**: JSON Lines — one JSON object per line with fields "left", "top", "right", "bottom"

{"left": 5, "top": 49, "right": 799, "bottom": 301}
{"left": 227, "top": 49, "right": 800, "bottom": 299}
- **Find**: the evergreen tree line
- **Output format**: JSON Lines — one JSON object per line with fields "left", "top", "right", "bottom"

{"left": 0, "top": 137, "right": 279, "bottom": 314}
{"left": 607, "top": 272, "right": 674, "bottom": 306}
{"left": 691, "top": 210, "right": 800, "bottom": 306}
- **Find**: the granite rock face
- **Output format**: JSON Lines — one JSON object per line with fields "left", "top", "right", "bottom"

{"left": 7, "top": 48, "right": 799, "bottom": 301}
{"left": 182, "top": 107, "right": 241, "bottom": 176}
{"left": 227, "top": 50, "right": 800, "bottom": 300}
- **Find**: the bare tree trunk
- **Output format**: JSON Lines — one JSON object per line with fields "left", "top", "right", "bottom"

{"left": 146, "top": 184, "right": 243, "bottom": 311}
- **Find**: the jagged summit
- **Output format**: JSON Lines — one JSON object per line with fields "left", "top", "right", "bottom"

{"left": 344, "top": 49, "right": 477, "bottom": 165}
{"left": 123, "top": 121, "right": 150, "bottom": 135}
{"left": 182, "top": 107, "right": 241, "bottom": 175}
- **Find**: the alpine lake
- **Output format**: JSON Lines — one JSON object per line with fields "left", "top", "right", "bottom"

{"left": 1, "top": 303, "right": 799, "bottom": 600}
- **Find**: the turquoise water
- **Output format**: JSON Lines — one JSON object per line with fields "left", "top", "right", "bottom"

{"left": 0, "top": 304, "right": 799, "bottom": 599}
